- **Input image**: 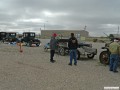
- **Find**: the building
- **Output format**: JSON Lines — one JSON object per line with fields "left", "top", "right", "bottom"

{"left": 112, "top": 34, "right": 120, "bottom": 38}
{"left": 41, "top": 30, "right": 89, "bottom": 39}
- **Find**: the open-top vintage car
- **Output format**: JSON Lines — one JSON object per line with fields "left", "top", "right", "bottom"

{"left": 44, "top": 39, "right": 97, "bottom": 60}
{"left": 77, "top": 42, "right": 97, "bottom": 59}
{"left": 99, "top": 38, "right": 120, "bottom": 65}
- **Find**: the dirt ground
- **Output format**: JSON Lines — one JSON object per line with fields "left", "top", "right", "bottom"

{"left": 0, "top": 39, "right": 120, "bottom": 90}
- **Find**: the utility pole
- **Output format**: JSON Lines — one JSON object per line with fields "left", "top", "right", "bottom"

{"left": 44, "top": 23, "right": 45, "bottom": 30}
{"left": 117, "top": 26, "right": 119, "bottom": 36}
{"left": 84, "top": 25, "right": 87, "bottom": 30}
{"left": 39, "top": 28, "right": 41, "bottom": 39}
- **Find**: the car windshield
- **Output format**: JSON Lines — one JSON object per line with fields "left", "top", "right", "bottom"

{"left": 30, "top": 33, "right": 35, "bottom": 37}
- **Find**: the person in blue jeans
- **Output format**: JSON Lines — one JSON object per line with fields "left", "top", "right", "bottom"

{"left": 109, "top": 54, "right": 119, "bottom": 72}
{"left": 68, "top": 33, "right": 78, "bottom": 66}
{"left": 109, "top": 38, "right": 120, "bottom": 73}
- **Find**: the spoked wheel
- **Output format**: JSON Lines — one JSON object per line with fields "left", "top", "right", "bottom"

{"left": 87, "top": 54, "right": 95, "bottom": 59}
{"left": 59, "top": 47, "right": 65, "bottom": 56}
{"left": 27, "top": 42, "right": 32, "bottom": 47}
{"left": 26, "top": 43, "right": 29, "bottom": 46}
{"left": 99, "top": 51, "right": 109, "bottom": 65}
{"left": 36, "top": 43, "right": 40, "bottom": 47}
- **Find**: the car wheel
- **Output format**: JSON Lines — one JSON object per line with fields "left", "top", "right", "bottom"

{"left": 99, "top": 51, "right": 109, "bottom": 65}
{"left": 59, "top": 47, "right": 65, "bottom": 56}
{"left": 87, "top": 54, "right": 95, "bottom": 59}
{"left": 36, "top": 43, "right": 40, "bottom": 47}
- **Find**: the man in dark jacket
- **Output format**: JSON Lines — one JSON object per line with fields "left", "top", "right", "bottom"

{"left": 68, "top": 33, "right": 78, "bottom": 66}
{"left": 50, "top": 33, "right": 58, "bottom": 63}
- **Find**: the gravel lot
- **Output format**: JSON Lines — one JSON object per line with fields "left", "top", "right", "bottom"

{"left": 0, "top": 39, "right": 120, "bottom": 90}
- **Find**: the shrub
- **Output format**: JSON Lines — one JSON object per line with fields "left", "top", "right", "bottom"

{"left": 93, "top": 38, "right": 98, "bottom": 42}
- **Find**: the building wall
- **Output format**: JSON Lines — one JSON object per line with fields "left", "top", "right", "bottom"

{"left": 41, "top": 30, "right": 89, "bottom": 38}
{"left": 112, "top": 34, "right": 120, "bottom": 38}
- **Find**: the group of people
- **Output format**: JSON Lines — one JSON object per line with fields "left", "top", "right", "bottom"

{"left": 49, "top": 33, "right": 78, "bottom": 66}
{"left": 49, "top": 32, "right": 120, "bottom": 73}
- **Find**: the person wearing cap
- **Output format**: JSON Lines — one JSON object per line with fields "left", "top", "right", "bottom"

{"left": 68, "top": 33, "right": 78, "bottom": 66}
{"left": 49, "top": 33, "right": 58, "bottom": 63}
{"left": 109, "top": 38, "right": 120, "bottom": 73}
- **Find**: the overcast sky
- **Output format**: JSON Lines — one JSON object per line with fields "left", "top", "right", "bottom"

{"left": 0, "top": 0, "right": 120, "bottom": 37}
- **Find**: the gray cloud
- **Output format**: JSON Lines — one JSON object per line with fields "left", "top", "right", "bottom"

{"left": 0, "top": 0, "right": 120, "bottom": 36}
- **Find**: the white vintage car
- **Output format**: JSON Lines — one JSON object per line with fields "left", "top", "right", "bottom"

{"left": 44, "top": 39, "right": 97, "bottom": 60}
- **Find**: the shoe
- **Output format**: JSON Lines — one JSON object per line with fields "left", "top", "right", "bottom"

{"left": 109, "top": 69, "right": 113, "bottom": 71}
{"left": 50, "top": 60, "right": 56, "bottom": 63}
{"left": 53, "top": 60, "right": 56, "bottom": 62}
{"left": 74, "top": 63, "right": 77, "bottom": 66}
{"left": 113, "top": 71, "right": 118, "bottom": 73}
{"left": 50, "top": 61, "right": 55, "bottom": 63}
{"left": 68, "top": 63, "right": 72, "bottom": 66}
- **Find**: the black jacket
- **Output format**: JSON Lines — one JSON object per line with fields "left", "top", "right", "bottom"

{"left": 68, "top": 37, "right": 78, "bottom": 49}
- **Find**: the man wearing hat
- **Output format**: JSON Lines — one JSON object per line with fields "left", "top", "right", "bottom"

{"left": 49, "top": 33, "right": 58, "bottom": 63}
{"left": 109, "top": 38, "right": 120, "bottom": 73}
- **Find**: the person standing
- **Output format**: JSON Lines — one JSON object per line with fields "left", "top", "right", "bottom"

{"left": 50, "top": 33, "right": 58, "bottom": 63}
{"left": 109, "top": 38, "right": 120, "bottom": 73}
{"left": 68, "top": 33, "right": 78, "bottom": 66}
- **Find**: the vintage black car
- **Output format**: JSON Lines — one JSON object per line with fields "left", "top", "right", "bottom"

{"left": 0, "top": 32, "right": 18, "bottom": 42}
{"left": 6, "top": 32, "right": 18, "bottom": 42}
{"left": 0, "top": 32, "right": 6, "bottom": 41}
{"left": 21, "top": 32, "right": 41, "bottom": 47}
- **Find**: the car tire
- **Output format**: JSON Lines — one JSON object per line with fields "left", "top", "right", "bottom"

{"left": 99, "top": 51, "right": 109, "bottom": 65}
{"left": 59, "top": 47, "right": 65, "bottom": 56}
{"left": 87, "top": 54, "right": 95, "bottom": 59}
{"left": 36, "top": 43, "right": 40, "bottom": 47}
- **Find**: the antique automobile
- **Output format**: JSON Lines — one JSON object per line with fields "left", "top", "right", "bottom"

{"left": 0, "top": 32, "right": 6, "bottom": 42}
{"left": 77, "top": 42, "right": 97, "bottom": 59}
{"left": 44, "top": 39, "right": 97, "bottom": 60}
{"left": 21, "top": 32, "right": 41, "bottom": 47}
{"left": 5, "top": 32, "right": 18, "bottom": 42}
{"left": 44, "top": 39, "right": 70, "bottom": 56}
{"left": 99, "top": 39, "right": 120, "bottom": 65}
{"left": 0, "top": 32, "right": 18, "bottom": 42}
